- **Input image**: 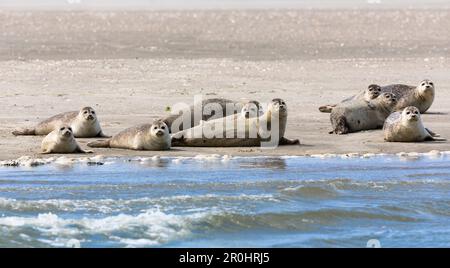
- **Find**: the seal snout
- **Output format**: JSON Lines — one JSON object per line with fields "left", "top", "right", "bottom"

{"left": 156, "top": 130, "right": 165, "bottom": 137}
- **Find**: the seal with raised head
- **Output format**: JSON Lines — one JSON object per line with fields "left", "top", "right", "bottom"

{"left": 12, "top": 107, "right": 109, "bottom": 138}
{"left": 162, "top": 98, "right": 246, "bottom": 133}
{"left": 319, "top": 84, "right": 382, "bottom": 113}
{"left": 87, "top": 119, "right": 170, "bottom": 150}
{"left": 319, "top": 80, "right": 435, "bottom": 114}
{"left": 171, "top": 99, "right": 300, "bottom": 147}
{"left": 381, "top": 79, "right": 435, "bottom": 113}
{"left": 383, "top": 106, "right": 443, "bottom": 142}
{"left": 41, "top": 125, "right": 93, "bottom": 154}
{"left": 330, "top": 92, "right": 397, "bottom": 134}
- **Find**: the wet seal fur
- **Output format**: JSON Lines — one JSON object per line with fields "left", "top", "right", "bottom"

{"left": 319, "top": 80, "right": 435, "bottom": 114}
{"left": 330, "top": 92, "right": 397, "bottom": 134}
{"left": 12, "top": 107, "right": 109, "bottom": 138}
{"left": 171, "top": 99, "right": 300, "bottom": 147}
{"left": 41, "top": 126, "right": 93, "bottom": 154}
{"left": 383, "top": 106, "right": 444, "bottom": 142}
{"left": 87, "top": 119, "right": 170, "bottom": 151}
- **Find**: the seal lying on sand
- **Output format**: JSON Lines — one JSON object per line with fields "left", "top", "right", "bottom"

{"left": 383, "top": 106, "right": 443, "bottom": 142}
{"left": 171, "top": 99, "right": 299, "bottom": 147}
{"left": 319, "top": 80, "right": 435, "bottom": 114}
{"left": 162, "top": 98, "right": 247, "bottom": 133}
{"left": 319, "top": 84, "right": 382, "bottom": 113}
{"left": 87, "top": 119, "right": 170, "bottom": 151}
{"left": 330, "top": 92, "right": 397, "bottom": 134}
{"left": 41, "top": 126, "right": 93, "bottom": 154}
{"left": 12, "top": 107, "right": 109, "bottom": 138}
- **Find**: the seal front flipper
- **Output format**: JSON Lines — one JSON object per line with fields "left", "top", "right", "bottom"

{"left": 40, "top": 149, "right": 52, "bottom": 154}
{"left": 75, "top": 145, "right": 93, "bottom": 154}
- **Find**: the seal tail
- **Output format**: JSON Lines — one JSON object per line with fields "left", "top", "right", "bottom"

{"left": 87, "top": 139, "right": 111, "bottom": 148}
{"left": 318, "top": 105, "right": 335, "bottom": 113}
{"left": 12, "top": 128, "right": 35, "bottom": 136}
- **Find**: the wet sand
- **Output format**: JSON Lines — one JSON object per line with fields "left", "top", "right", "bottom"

{"left": 1, "top": 10, "right": 450, "bottom": 160}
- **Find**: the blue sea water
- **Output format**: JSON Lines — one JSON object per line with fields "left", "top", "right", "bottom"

{"left": 1, "top": 154, "right": 450, "bottom": 248}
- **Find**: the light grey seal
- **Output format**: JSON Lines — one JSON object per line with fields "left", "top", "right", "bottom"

{"left": 87, "top": 119, "right": 170, "bottom": 151}
{"left": 171, "top": 98, "right": 300, "bottom": 147}
{"left": 383, "top": 106, "right": 443, "bottom": 142}
{"left": 162, "top": 98, "right": 246, "bottom": 133}
{"left": 319, "top": 80, "right": 435, "bottom": 114}
{"left": 330, "top": 92, "right": 397, "bottom": 134}
{"left": 319, "top": 84, "right": 382, "bottom": 113}
{"left": 41, "top": 125, "right": 93, "bottom": 154}
{"left": 12, "top": 107, "right": 109, "bottom": 138}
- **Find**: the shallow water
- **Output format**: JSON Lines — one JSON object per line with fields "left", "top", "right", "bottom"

{"left": 1, "top": 154, "right": 450, "bottom": 247}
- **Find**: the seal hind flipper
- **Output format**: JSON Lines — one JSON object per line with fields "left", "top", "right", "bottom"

{"left": 279, "top": 137, "right": 300, "bottom": 145}
{"left": 425, "top": 128, "right": 440, "bottom": 137}
{"left": 319, "top": 105, "right": 335, "bottom": 113}
{"left": 87, "top": 139, "right": 111, "bottom": 148}
{"left": 12, "top": 128, "right": 36, "bottom": 136}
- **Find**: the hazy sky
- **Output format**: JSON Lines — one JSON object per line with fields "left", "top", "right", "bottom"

{"left": 0, "top": 0, "right": 449, "bottom": 9}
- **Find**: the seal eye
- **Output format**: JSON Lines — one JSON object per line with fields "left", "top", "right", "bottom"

{"left": 60, "top": 127, "right": 65, "bottom": 131}
{"left": 406, "top": 112, "right": 411, "bottom": 115}
{"left": 153, "top": 127, "right": 157, "bottom": 130}
{"left": 422, "top": 83, "right": 426, "bottom": 86}
{"left": 414, "top": 111, "right": 419, "bottom": 114}
{"left": 161, "top": 126, "right": 165, "bottom": 130}
{"left": 91, "top": 111, "right": 95, "bottom": 114}
{"left": 68, "top": 127, "right": 72, "bottom": 131}
{"left": 429, "top": 82, "right": 433, "bottom": 86}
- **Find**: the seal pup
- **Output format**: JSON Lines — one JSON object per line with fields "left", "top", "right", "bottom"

{"left": 12, "top": 107, "right": 109, "bottom": 138}
{"left": 383, "top": 106, "right": 443, "bottom": 142}
{"left": 330, "top": 92, "right": 397, "bottom": 134}
{"left": 171, "top": 99, "right": 299, "bottom": 147}
{"left": 319, "top": 84, "right": 382, "bottom": 113}
{"left": 87, "top": 119, "right": 170, "bottom": 151}
{"left": 41, "top": 126, "right": 93, "bottom": 154}
{"left": 319, "top": 80, "right": 435, "bottom": 114}
{"left": 162, "top": 98, "right": 246, "bottom": 133}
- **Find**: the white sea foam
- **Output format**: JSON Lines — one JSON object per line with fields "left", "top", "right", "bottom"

{"left": 0, "top": 194, "right": 276, "bottom": 213}
{"left": 0, "top": 208, "right": 207, "bottom": 247}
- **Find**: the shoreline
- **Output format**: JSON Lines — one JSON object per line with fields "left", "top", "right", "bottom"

{"left": 1, "top": 149, "right": 448, "bottom": 168}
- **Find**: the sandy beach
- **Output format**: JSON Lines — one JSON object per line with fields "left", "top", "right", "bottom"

{"left": 1, "top": 9, "right": 450, "bottom": 160}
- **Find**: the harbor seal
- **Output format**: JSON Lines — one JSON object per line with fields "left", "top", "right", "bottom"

{"left": 330, "top": 92, "right": 397, "bottom": 134}
{"left": 171, "top": 98, "right": 299, "bottom": 147}
{"left": 381, "top": 79, "right": 435, "bottom": 113}
{"left": 12, "top": 107, "right": 109, "bottom": 138}
{"left": 162, "top": 98, "right": 246, "bottom": 133}
{"left": 383, "top": 106, "right": 443, "bottom": 142}
{"left": 41, "top": 126, "right": 93, "bottom": 154}
{"left": 319, "top": 80, "right": 435, "bottom": 114}
{"left": 319, "top": 84, "right": 382, "bottom": 113}
{"left": 87, "top": 119, "right": 170, "bottom": 151}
